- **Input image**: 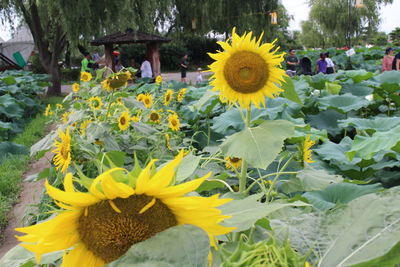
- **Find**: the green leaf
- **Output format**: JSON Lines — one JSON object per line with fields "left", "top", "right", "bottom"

{"left": 176, "top": 153, "right": 201, "bottom": 182}
{"left": 0, "top": 121, "right": 13, "bottom": 130}
{"left": 345, "top": 70, "right": 374, "bottom": 83}
{"left": 0, "top": 141, "right": 28, "bottom": 164}
{"left": 221, "top": 194, "right": 309, "bottom": 232}
{"left": 297, "top": 167, "right": 343, "bottom": 191}
{"left": 302, "top": 183, "right": 382, "bottom": 211}
{"left": 373, "top": 70, "right": 400, "bottom": 84}
{"left": 325, "top": 82, "right": 342, "bottom": 95}
{"left": 108, "top": 225, "right": 209, "bottom": 267}
{"left": 0, "top": 245, "right": 62, "bottom": 267}
{"left": 341, "top": 83, "right": 373, "bottom": 97}
{"left": 350, "top": 241, "right": 400, "bottom": 267}
{"left": 317, "top": 94, "right": 370, "bottom": 113}
{"left": 308, "top": 109, "right": 346, "bottom": 136}
{"left": 221, "top": 120, "right": 295, "bottom": 169}
{"left": 282, "top": 76, "right": 302, "bottom": 105}
{"left": 1, "top": 75, "right": 17, "bottom": 85}
{"left": 30, "top": 130, "right": 58, "bottom": 157}
{"left": 338, "top": 116, "right": 400, "bottom": 133}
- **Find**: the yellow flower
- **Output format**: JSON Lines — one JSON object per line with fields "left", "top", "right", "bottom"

{"left": 116, "top": 97, "right": 123, "bottom": 104}
{"left": 44, "top": 104, "right": 51, "bottom": 116}
{"left": 136, "top": 93, "right": 145, "bottom": 102}
{"left": 52, "top": 127, "right": 71, "bottom": 173}
{"left": 305, "top": 262, "right": 310, "bottom": 267}
{"left": 303, "top": 135, "right": 316, "bottom": 163}
{"left": 102, "top": 73, "right": 129, "bottom": 91}
{"left": 163, "top": 89, "right": 174, "bottom": 106}
{"left": 88, "top": 96, "right": 103, "bottom": 110}
{"left": 165, "top": 133, "right": 172, "bottom": 150}
{"left": 16, "top": 151, "right": 234, "bottom": 266}
{"left": 149, "top": 110, "right": 161, "bottom": 123}
{"left": 118, "top": 111, "right": 131, "bottom": 131}
{"left": 177, "top": 88, "right": 186, "bottom": 103}
{"left": 56, "top": 104, "right": 63, "bottom": 110}
{"left": 208, "top": 28, "right": 286, "bottom": 109}
{"left": 62, "top": 112, "right": 72, "bottom": 124}
{"left": 142, "top": 93, "right": 153, "bottom": 109}
{"left": 131, "top": 115, "right": 140, "bottom": 122}
{"left": 72, "top": 83, "right": 80, "bottom": 93}
{"left": 155, "top": 75, "right": 163, "bottom": 84}
{"left": 225, "top": 156, "right": 242, "bottom": 169}
{"left": 168, "top": 113, "right": 180, "bottom": 131}
{"left": 80, "top": 120, "right": 91, "bottom": 136}
{"left": 80, "top": 72, "right": 92, "bottom": 82}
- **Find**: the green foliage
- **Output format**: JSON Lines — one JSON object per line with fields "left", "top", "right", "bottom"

{"left": 389, "top": 27, "right": 400, "bottom": 46}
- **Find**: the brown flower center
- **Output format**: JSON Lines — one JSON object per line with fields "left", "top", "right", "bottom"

{"left": 223, "top": 51, "right": 269, "bottom": 94}
{"left": 229, "top": 157, "right": 240, "bottom": 163}
{"left": 150, "top": 112, "right": 159, "bottom": 121}
{"left": 77, "top": 195, "right": 177, "bottom": 263}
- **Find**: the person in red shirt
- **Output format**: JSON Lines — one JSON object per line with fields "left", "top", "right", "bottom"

{"left": 382, "top": 48, "right": 394, "bottom": 72}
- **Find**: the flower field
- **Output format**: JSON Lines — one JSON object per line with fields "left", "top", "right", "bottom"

{"left": 1, "top": 30, "right": 400, "bottom": 267}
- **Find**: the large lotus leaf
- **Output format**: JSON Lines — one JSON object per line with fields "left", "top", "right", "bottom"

{"left": 188, "top": 89, "right": 218, "bottom": 112}
{"left": 281, "top": 76, "right": 302, "bottom": 105}
{"left": 347, "top": 125, "right": 400, "bottom": 160}
{"left": 220, "top": 194, "right": 309, "bottom": 232}
{"left": 108, "top": 225, "right": 209, "bottom": 267}
{"left": 0, "top": 85, "right": 20, "bottom": 94}
{"left": 344, "top": 70, "right": 374, "bottom": 83}
{"left": 265, "top": 97, "right": 302, "bottom": 120}
{"left": 372, "top": 70, "right": 400, "bottom": 84}
{"left": 0, "top": 141, "right": 28, "bottom": 164}
{"left": 302, "top": 182, "right": 382, "bottom": 211}
{"left": 220, "top": 120, "right": 295, "bottom": 169}
{"left": 0, "top": 121, "right": 13, "bottom": 130}
{"left": 1, "top": 75, "right": 17, "bottom": 85}
{"left": 325, "top": 82, "right": 342, "bottom": 95}
{"left": 292, "top": 78, "right": 311, "bottom": 102}
{"left": 341, "top": 83, "right": 373, "bottom": 97}
{"left": 307, "top": 109, "right": 346, "bottom": 136}
{"left": 271, "top": 186, "right": 400, "bottom": 267}
{"left": 317, "top": 93, "right": 370, "bottom": 113}
{"left": 338, "top": 116, "right": 400, "bottom": 133}
{"left": 315, "top": 137, "right": 360, "bottom": 164}
{"left": 305, "top": 73, "right": 338, "bottom": 89}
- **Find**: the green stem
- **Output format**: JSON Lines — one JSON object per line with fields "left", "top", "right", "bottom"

{"left": 239, "top": 107, "right": 251, "bottom": 193}
{"left": 265, "top": 156, "right": 294, "bottom": 201}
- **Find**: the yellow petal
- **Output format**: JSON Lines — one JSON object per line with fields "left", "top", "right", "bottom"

{"left": 45, "top": 180, "right": 99, "bottom": 207}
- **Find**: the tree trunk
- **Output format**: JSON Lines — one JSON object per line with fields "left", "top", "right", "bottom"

{"left": 48, "top": 63, "right": 61, "bottom": 96}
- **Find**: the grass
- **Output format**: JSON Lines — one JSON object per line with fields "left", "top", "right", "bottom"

{"left": 0, "top": 96, "right": 63, "bottom": 235}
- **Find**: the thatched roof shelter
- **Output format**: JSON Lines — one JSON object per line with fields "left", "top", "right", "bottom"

{"left": 91, "top": 29, "right": 171, "bottom": 76}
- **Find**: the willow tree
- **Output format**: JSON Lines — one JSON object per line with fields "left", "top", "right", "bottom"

{"left": 308, "top": 0, "right": 393, "bottom": 47}
{"left": 0, "top": 0, "right": 172, "bottom": 95}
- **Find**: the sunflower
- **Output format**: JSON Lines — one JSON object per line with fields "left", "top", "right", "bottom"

{"left": 102, "top": 73, "right": 129, "bottom": 91}
{"left": 149, "top": 110, "right": 161, "bottom": 123}
{"left": 165, "top": 133, "right": 172, "bottom": 150}
{"left": 142, "top": 93, "right": 153, "bottom": 109}
{"left": 62, "top": 112, "right": 72, "bottom": 124}
{"left": 44, "top": 104, "right": 51, "bottom": 116}
{"left": 72, "top": 83, "right": 80, "bottom": 93}
{"left": 168, "top": 113, "right": 180, "bottom": 131}
{"left": 80, "top": 120, "right": 91, "bottom": 136}
{"left": 155, "top": 75, "right": 163, "bottom": 84}
{"left": 116, "top": 97, "right": 123, "bottom": 104}
{"left": 163, "top": 89, "right": 174, "bottom": 106}
{"left": 225, "top": 156, "right": 242, "bottom": 169}
{"left": 16, "top": 151, "right": 234, "bottom": 266}
{"left": 52, "top": 127, "right": 71, "bottom": 173}
{"left": 118, "top": 111, "right": 131, "bottom": 131}
{"left": 136, "top": 93, "right": 145, "bottom": 102}
{"left": 208, "top": 28, "right": 286, "bottom": 109}
{"left": 56, "top": 104, "right": 63, "bottom": 110}
{"left": 88, "top": 96, "right": 103, "bottom": 110}
{"left": 177, "top": 88, "right": 186, "bottom": 103}
{"left": 303, "top": 135, "right": 316, "bottom": 164}
{"left": 81, "top": 72, "right": 92, "bottom": 82}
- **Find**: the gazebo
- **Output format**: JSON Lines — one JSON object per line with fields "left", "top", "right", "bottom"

{"left": 91, "top": 29, "right": 171, "bottom": 76}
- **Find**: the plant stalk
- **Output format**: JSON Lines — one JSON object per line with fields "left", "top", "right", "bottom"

{"left": 239, "top": 107, "right": 251, "bottom": 193}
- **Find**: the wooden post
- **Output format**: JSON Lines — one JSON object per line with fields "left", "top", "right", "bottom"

{"left": 146, "top": 42, "right": 161, "bottom": 77}
{"left": 104, "top": 44, "right": 115, "bottom": 73}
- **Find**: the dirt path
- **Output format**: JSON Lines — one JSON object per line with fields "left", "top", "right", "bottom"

{"left": 0, "top": 146, "right": 54, "bottom": 258}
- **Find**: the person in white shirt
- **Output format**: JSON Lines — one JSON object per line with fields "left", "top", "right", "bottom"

{"left": 140, "top": 60, "right": 152, "bottom": 78}
{"left": 196, "top": 67, "right": 203, "bottom": 84}
{"left": 325, "top": 52, "right": 336, "bottom": 74}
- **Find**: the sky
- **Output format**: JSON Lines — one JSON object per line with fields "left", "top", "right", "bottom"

{"left": 282, "top": 0, "right": 400, "bottom": 33}
{"left": 1, "top": 1, "right": 400, "bottom": 41}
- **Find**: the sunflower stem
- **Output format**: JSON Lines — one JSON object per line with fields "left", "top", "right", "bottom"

{"left": 239, "top": 107, "right": 251, "bottom": 193}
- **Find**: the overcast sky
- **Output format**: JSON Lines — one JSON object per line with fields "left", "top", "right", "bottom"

{"left": 282, "top": 0, "right": 400, "bottom": 33}
{"left": 1, "top": 1, "right": 399, "bottom": 41}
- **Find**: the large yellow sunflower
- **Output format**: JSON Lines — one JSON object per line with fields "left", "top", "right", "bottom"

{"left": 303, "top": 135, "right": 316, "bottom": 164}
{"left": 81, "top": 72, "right": 92, "bottom": 82}
{"left": 118, "top": 111, "right": 131, "bottom": 131}
{"left": 72, "top": 83, "right": 80, "bottom": 93}
{"left": 52, "top": 127, "right": 72, "bottom": 173}
{"left": 208, "top": 28, "right": 286, "bottom": 109}
{"left": 16, "top": 151, "right": 234, "bottom": 266}
{"left": 88, "top": 96, "right": 103, "bottom": 110}
{"left": 142, "top": 93, "right": 153, "bottom": 109}
{"left": 155, "top": 75, "right": 163, "bottom": 84}
{"left": 177, "top": 88, "right": 186, "bottom": 103}
{"left": 149, "top": 110, "right": 161, "bottom": 123}
{"left": 163, "top": 89, "right": 174, "bottom": 106}
{"left": 168, "top": 113, "right": 180, "bottom": 131}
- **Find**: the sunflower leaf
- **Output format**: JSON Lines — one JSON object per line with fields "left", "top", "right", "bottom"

{"left": 220, "top": 120, "right": 295, "bottom": 169}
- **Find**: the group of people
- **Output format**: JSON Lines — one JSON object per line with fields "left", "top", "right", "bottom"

{"left": 382, "top": 47, "right": 400, "bottom": 72}
{"left": 286, "top": 49, "right": 335, "bottom": 77}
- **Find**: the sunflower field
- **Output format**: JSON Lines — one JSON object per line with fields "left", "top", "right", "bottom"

{"left": 1, "top": 30, "right": 400, "bottom": 267}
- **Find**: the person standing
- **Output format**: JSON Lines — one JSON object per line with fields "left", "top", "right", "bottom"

{"left": 316, "top": 53, "right": 328, "bottom": 74}
{"left": 382, "top": 48, "right": 394, "bottom": 72}
{"left": 392, "top": 49, "right": 400, "bottom": 71}
{"left": 325, "top": 52, "right": 336, "bottom": 74}
{"left": 286, "top": 49, "right": 299, "bottom": 77}
{"left": 140, "top": 59, "right": 153, "bottom": 78}
{"left": 81, "top": 52, "right": 95, "bottom": 73}
{"left": 180, "top": 54, "right": 189, "bottom": 83}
